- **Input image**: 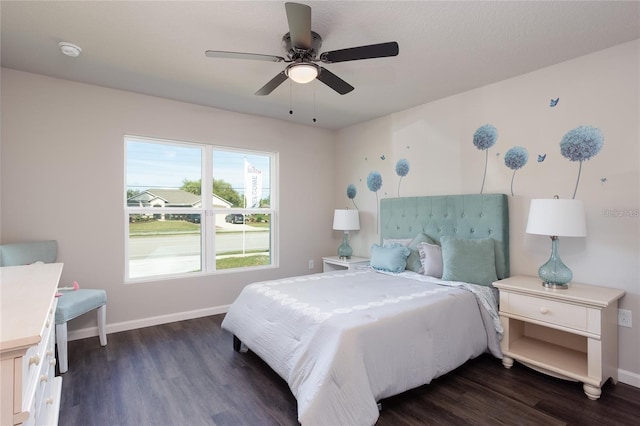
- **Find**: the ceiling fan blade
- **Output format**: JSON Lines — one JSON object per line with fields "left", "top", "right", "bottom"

{"left": 255, "top": 71, "right": 289, "bottom": 96}
{"left": 316, "top": 67, "right": 354, "bottom": 95}
{"left": 320, "top": 41, "right": 399, "bottom": 63}
{"left": 205, "top": 50, "right": 285, "bottom": 63}
{"left": 285, "top": 2, "right": 312, "bottom": 49}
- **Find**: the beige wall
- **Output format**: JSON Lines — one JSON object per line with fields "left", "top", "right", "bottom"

{"left": 1, "top": 68, "right": 336, "bottom": 332}
{"left": 335, "top": 40, "right": 640, "bottom": 382}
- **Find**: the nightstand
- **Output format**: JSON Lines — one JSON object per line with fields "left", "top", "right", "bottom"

{"left": 322, "top": 256, "right": 369, "bottom": 272}
{"left": 493, "top": 275, "right": 625, "bottom": 400}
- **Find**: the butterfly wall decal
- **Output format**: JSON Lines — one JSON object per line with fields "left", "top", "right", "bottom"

{"left": 380, "top": 155, "right": 386, "bottom": 160}
{"left": 537, "top": 154, "right": 547, "bottom": 162}
{"left": 550, "top": 98, "right": 559, "bottom": 107}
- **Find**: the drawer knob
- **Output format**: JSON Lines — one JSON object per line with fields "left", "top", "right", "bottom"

{"left": 29, "top": 354, "right": 40, "bottom": 366}
{"left": 50, "top": 358, "right": 57, "bottom": 367}
{"left": 40, "top": 374, "right": 48, "bottom": 383}
{"left": 46, "top": 350, "right": 54, "bottom": 357}
{"left": 539, "top": 307, "right": 549, "bottom": 315}
{"left": 46, "top": 397, "right": 55, "bottom": 405}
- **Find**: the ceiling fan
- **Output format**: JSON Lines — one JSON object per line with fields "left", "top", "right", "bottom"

{"left": 205, "top": 2, "right": 399, "bottom": 96}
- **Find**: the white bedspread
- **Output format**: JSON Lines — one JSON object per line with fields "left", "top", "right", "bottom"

{"left": 221, "top": 268, "right": 502, "bottom": 426}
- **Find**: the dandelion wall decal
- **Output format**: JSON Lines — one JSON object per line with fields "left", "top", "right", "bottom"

{"left": 346, "top": 184, "right": 358, "bottom": 209}
{"left": 395, "top": 158, "right": 410, "bottom": 197}
{"left": 560, "top": 125, "right": 604, "bottom": 199}
{"left": 367, "top": 171, "right": 383, "bottom": 233}
{"left": 473, "top": 124, "right": 498, "bottom": 194}
{"left": 504, "top": 146, "right": 528, "bottom": 196}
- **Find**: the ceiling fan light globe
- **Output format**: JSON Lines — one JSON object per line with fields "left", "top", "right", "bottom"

{"left": 287, "top": 63, "right": 318, "bottom": 84}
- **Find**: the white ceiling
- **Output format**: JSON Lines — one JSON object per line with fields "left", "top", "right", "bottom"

{"left": 2, "top": 1, "right": 639, "bottom": 130}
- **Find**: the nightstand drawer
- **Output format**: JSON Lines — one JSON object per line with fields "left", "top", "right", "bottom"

{"left": 505, "top": 293, "right": 588, "bottom": 331}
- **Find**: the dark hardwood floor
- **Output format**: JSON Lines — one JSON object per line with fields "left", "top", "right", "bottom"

{"left": 59, "top": 314, "right": 640, "bottom": 425}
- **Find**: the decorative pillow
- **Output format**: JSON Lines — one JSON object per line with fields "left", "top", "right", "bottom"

{"left": 370, "top": 244, "right": 411, "bottom": 273}
{"left": 405, "top": 233, "right": 436, "bottom": 273}
{"left": 440, "top": 237, "right": 498, "bottom": 286}
{"left": 417, "top": 242, "right": 443, "bottom": 278}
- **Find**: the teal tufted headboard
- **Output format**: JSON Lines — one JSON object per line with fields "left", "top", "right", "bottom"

{"left": 380, "top": 194, "right": 510, "bottom": 279}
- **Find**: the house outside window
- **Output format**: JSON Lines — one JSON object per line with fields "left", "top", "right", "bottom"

{"left": 125, "top": 136, "right": 277, "bottom": 281}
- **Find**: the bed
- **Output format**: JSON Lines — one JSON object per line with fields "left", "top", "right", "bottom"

{"left": 222, "top": 194, "right": 509, "bottom": 425}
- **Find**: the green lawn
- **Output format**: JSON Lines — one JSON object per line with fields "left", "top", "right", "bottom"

{"left": 129, "top": 220, "right": 200, "bottom": 234}
{"left": 217, "top": 255, "right": 270, "bottom": 269}
{"left": 129, "top": 219, "right": 268, "bottom": 235}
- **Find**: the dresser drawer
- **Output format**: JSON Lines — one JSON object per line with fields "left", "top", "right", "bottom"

{"left": 505, "top": 293, "right": 588, "bottom": 331}
{"left": 20, "top": 298, "right": 57, "bottom": 425}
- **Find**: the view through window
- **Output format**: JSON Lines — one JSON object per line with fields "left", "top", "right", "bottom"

{"left": 125, "top": 136, "right": 276, "bottom": 280}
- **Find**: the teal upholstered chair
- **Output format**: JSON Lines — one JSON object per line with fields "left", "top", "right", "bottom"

{"left": 0, "top": 240, "right": 107, "bottom": 373}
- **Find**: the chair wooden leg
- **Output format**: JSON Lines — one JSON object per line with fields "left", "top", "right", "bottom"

{"left": 56, "top": 322, "right": 69, "bottom": 374}
{"left": 97, "top": 304, "right": 107, "bottom": 346}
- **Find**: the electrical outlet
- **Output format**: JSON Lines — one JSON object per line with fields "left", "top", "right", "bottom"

{"left": 618, "top": 309, "right": 632, "bottom": 328}
{"left": 308, "top": 259, "right": 314, "bottom": 270}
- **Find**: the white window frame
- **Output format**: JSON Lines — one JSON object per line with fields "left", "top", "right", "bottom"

{"left": 124, "top": 135, "right": 278, "bottom": 282}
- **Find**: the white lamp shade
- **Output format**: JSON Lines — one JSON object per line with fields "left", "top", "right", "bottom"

{"left": 287, "top": 63, "right": 318, "bottom": 84}
{"left": 333, "top": 209, "right": 360, "bottom": 231}
{"left": 526, "top": 198, "right": 587, "bottom": 237}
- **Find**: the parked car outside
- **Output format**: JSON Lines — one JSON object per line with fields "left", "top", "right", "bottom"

{"left": 225, "top": 214, "right": 244, "bottom": 224}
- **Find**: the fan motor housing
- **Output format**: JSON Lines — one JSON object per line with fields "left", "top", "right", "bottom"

{"left": 282, "top": 31, "right": 322, "bottom": 60}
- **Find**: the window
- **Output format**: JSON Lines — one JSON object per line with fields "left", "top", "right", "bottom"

{"left": 125, "top": 136, "right": 277, "bottom": 281}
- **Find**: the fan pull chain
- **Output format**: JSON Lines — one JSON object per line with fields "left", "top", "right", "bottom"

{"left": 289, "top": 81, "right": 293, "bottom": 115}
{"left": 312, "top": 81, "right": 317, "bottom": 123}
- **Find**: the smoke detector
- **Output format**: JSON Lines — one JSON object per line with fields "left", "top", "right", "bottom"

{"left": 58, "top": 42, "right": 82, "bottom": 57}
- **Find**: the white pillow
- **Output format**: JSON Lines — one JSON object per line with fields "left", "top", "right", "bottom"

{"left": 418, "top": 242, "right": 443, "bottom": 278}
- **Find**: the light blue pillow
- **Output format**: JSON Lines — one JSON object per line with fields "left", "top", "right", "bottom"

{"left": 370, "top": 244, "right": 410, "bottom": 273}
{"left": 440, "top": 237, "right": 497, "bottom": 286}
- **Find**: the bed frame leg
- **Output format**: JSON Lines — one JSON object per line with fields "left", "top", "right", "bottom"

{"left": 233, "top": 335, "right": 242, "bottom": 352}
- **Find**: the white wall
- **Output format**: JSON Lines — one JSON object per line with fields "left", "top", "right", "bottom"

{"left": 335, "top": 40, "right": 640, "bottom": 380}
{"left": 1, "top": 69, "right": 336, "bottom": 332}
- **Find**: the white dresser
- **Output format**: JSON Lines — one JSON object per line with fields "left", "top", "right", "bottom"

{"left": 1, "top": 263, "right": 63, "bottom": 425}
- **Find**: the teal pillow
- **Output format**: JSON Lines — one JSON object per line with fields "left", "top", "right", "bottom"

{"left": 406, "top": 233, "right": 435, "bottom": 273}
{"left": 370, "top": 244, "right": 410, "bottom": 273}
{"left": 440, "top": 237, "right": 497, "bottom": 286}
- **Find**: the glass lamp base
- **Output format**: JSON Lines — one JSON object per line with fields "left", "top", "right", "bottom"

{"left": 337, "top": 232, "right": 352, "bottom": 259}
{"left": 541, "top": 281, "right": 570, "bottom": 289}
{"left": 538, "top": 237, "right": 572, "bottom": 289}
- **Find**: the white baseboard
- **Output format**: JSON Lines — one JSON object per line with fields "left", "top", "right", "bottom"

{"left": 66, "top": 307, "right": 640, "bottom": 391}
{"left": 619, "top": 368, "right": 640, "bottom": 388}
{"left": 66, "top": 305, "right": 231, "bottom": 342}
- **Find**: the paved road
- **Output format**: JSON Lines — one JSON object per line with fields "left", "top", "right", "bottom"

{"left": 128, "top": 231, "right": 270, "bottom": 279}
{"left": 129, "top": 232, "right": 269, "bottom": 259}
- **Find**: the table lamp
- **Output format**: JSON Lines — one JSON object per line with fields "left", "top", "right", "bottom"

{"left": 525, "top": 196, "right": 586, "bottom": 288}
{"left": 333, "top": 209, "right": 360, "bottom": 259}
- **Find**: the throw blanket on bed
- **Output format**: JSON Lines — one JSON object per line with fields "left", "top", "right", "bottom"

{"left": 222, "top": 268, "right": 502, "bottom": 426}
